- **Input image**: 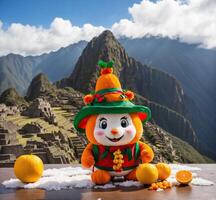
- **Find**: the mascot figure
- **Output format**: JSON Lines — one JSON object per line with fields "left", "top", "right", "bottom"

{"left": 74, "top": 60, "right": 155, "bottom": 185}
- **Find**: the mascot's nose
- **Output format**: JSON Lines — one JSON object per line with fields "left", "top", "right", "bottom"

{"left": 111, "top": 128, "right": 118, "bottom": 135}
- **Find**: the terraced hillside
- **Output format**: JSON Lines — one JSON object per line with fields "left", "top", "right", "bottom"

{"left": 0, "top": 106, "right": 85, "bottom": 167}
{"left": 142, "top": 123, "right": 211, "bottom": 163}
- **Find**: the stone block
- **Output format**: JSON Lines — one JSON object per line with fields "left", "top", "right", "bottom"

{"left": 1, "top": 144, "right": 24, "bottom": 157}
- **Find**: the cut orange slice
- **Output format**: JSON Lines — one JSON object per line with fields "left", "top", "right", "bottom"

{"left": 176, "top": 170, "right": 193, "bottom": 184}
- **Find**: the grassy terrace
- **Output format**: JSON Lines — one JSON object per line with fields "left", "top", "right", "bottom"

{"left": 6, "top": 115, "right": 59, "bottom": 132}
{"left": 52, "top": 107, "right": 73, "bottom": 131}
{"left": 5, "top": 107, "right": 76, "bottom": 146}
{"left": 16, "top": 133, "right": 44, "bottom": 146}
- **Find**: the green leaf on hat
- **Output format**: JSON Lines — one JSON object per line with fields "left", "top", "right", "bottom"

{"left": 98, "top": 60, "right": 107, "bottom": 68}
{"left": 107, "top": 60, "right": 114, "bottom": 68}
{"left": 98, "top": 60, "right": 114, "bottom": 68}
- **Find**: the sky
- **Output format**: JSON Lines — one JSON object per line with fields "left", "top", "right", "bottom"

{"left": 0, "top": 0, "right": 216, "bottom": 56}
{"left": 0, "top": 0, "right": 140, "bottom": 28}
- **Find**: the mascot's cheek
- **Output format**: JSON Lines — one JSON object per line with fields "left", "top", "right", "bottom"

{"left": 126, "top": 128, "right": 134, "bottom": 134}
{"left": 95, "top": 130, "right": 105, "bottom": 136}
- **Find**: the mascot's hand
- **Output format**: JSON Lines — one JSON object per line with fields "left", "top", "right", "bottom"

{"left": 141, "top": 149, "right": 153, "bottom": 163}
{"left": 81, "top": 153, "right": 95, "bottom": 168}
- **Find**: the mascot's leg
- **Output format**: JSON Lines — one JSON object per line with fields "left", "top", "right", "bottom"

{"left": 125, "top": 168, "right": 137, "bottom": 181}
{"left": 91, "top": 169, "right": 111, "bottom": 185}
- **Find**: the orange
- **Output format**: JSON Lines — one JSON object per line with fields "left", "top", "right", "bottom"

{"left": 136, "top": 163, "right": 158, "bottom": 184}
{"left": 176, "top": 170, "right": 193, "bottom": 184}
{"left": 156, "top": 163, "right": 171, "bottom": 180}
{"left": 14, "top": 154, "right": 44, "bottom": 183}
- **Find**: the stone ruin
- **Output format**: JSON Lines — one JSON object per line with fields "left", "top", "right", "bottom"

{"left": 0, "top": 120, "right": 82, "bottom": 166}
{"left": 0, "top": 104, "right": 20, "bottom": 118}
{"left": 22, "top": 98, "right": 57, "bottom": 125}
{"left": 0, "top": 121, "right": 22, "bottom": 167}
{"left": 22, "top": 131, "right": 81, "bottom": 164}
{"left": 0, "top": 96, "right": 86, "bottom": 166}
{"left": 19, "top": 122, "right": 45, "bottom": 135}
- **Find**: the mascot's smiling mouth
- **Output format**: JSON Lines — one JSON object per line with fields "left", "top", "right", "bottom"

{"left": 105, "top": 135, "right": 124, "bottom": 142}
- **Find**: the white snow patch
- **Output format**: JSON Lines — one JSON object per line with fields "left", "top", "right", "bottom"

{"left": 192, "top": 178, "right": 214, "bottom": 186}
{"left": 94, "top": 183, "right": 116, "bottom": 189}
{"left": 2, "top": 165, "right": 214, "bottom": 190}
{"left": 2, "top": 167, "right": 93, "bottom": 190}
{"left": 43, "top": 166, "right": 91, "bottom": 177}
{"left": 115, "top": 180, "right": 142, "bottom": 187}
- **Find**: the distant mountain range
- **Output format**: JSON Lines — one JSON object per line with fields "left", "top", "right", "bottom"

{"left": 0, "top": 41, "right": 87, "bottom": 95}
{"left": 0, "top": 31, "right": 215, "bottom": 159}
{"left": 34, "top": 41, "right": 87, "bottom": 82}
{"left": 0, "top": 54, "right": 44, "bottom": 95}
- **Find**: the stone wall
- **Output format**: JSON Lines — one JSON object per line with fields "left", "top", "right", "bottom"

{"left": 0, "top": 104, "right": 20, "bottom": 117}
{"left": 19, "top": 122, "right": 44, "bottom": 134}
{"left": 22, "top": 98, "right": 57, "bottom": 124}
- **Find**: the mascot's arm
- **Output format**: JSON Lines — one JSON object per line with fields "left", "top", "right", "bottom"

{"left": 138, "top": 141, "right": 154, "bottom": 163}
{"left": 81, "top": 143, "right": 95, "bottom": 168}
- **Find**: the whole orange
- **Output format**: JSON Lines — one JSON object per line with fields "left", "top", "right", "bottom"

{"left": 136, "top": 163, "right": 158, "bottom": 184}
{"left": 14, "top": 154, "right": 44, "bottom": 183}
{"left": 156, "top": 163, "right": 171, "bottom": 180}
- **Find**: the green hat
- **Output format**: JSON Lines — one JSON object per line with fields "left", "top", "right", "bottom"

{"left": 74, "top": 60, "right": 151, "bottom": 133}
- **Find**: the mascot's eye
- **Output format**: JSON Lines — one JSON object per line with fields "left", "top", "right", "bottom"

{"left": 99, "top": 118, "right": 107, "bottom": 129}
{"left": 121, "top": 117, "right": 129, "bottom": 128}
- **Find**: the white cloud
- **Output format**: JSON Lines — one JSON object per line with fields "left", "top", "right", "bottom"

{"left": 112, "top": 0, "right": 216, "bottom": 49}
{"left": 0, "top": 0, "right": 216, "bottom": 56}
{"left": 0, "top": 17, "right": 105, "bottom": 56}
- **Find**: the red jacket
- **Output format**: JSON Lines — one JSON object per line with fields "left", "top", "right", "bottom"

{"left": 92, "top": 142, "right": 140, "bottom": 171}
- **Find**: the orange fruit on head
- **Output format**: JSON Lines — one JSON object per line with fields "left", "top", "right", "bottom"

{"left": 14, "top": 155, "right": 44, "bottom": 183}
{"left": 136, "top": 163, "right": 158, "bottom": 184}
{"left": 176, "top": 170, "right": 193, "bottom": 185}
{"left": 156, "top": 163, "right": 171, "bottom": 180}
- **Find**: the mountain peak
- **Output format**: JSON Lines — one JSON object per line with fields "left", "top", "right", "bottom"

{"left": 58, "top": 31, "right": 186, "bottom": 114}
{"left": 33, "top": 73, "right": 49, "bottom": 81}
{"left": 26, "top": 73, "right": 56, "bottom": 101}
{"left": 0, "top": 88, "right": 27, "bottom": 107}
{"left": 99, "top": 30, "right": 114, "bottom": 37}
{"left": 57, "top": 30, "right": 130, "bottom": 92}
{"left": 95, "top": 30, "right": 116, "bottom": 42}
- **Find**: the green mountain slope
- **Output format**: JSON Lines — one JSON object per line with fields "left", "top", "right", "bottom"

{"left": 120, "top": 37, "right": 216, "bottom": 159}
